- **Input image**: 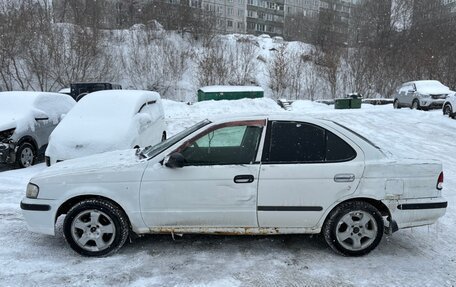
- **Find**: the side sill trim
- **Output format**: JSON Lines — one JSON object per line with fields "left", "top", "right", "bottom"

{"left": 397, "top": 202, "right": 448, "bottom": 210}
{"left": 20, "top": 202, "right": 51, "bottom": 211}
{"left": 258, "top": 206, "right": 323, "bottom": 211}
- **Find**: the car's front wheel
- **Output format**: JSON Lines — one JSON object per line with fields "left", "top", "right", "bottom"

{"left": 63, "top": 199, "right": 129, "bottom": 257}
{"left": 323, "top": 201, "right": 384, "bottom": 256}
{"left": 16, "top": 142, "right": 35, "bottom": 168}
{"left": 411, "top": 99, "right": 420, "bottom": 110}
{"left": 443, "top": 104, "right": 454, "bottom": 118}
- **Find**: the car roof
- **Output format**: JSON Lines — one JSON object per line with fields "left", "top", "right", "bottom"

{"left": 207, "top": 112, "right": 330, "bottom": 125}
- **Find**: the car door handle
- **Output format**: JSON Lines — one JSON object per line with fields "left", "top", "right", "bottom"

{"left": 234, "top": 175, "right": 254, "bottom": 184}
{"left": 334, "top": 174, "right": 355, "bottom": 182}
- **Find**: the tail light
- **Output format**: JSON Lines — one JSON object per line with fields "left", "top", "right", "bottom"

{"left": 436, "top": 171, "right": 444, "bottom": 190}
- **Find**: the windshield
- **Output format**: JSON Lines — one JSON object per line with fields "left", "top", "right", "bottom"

{"left": 141, "top": 119, "right": 211, "bottom": 159}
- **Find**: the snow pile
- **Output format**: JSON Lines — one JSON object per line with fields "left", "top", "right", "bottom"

{"left": 199, "top": 86, "right": 264, "bottom": 93}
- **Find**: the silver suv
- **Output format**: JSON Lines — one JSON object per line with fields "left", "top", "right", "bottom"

{"left": 0, "top": 92, "right": 75, "bottom": 168}
{"left": 393, "top": 80, "right": 451, "bottom": 110}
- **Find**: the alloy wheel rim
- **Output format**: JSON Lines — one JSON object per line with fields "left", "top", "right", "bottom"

{"left": 335, "top": 210, "right": 378, "bottom": 251}
{"left": 20, "top": 147, "right": 34, "bottom": 167}
{"left": 71, "top": 210, "right": 116, "bottom": 252}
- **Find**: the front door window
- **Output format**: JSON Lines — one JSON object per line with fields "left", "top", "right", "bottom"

{"left": 181, "top": 123, "right": 263, "bottom": 165}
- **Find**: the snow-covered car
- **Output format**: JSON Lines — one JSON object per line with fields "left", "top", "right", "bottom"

{"left": 0, "top": 92, "right": 75, "bottom": 168}
{"left": 393, "top": 80, "right": 451, "bottom": 110}
{"left": 442, "top": 92, "right": 456, "bottom": 119}
{"left": 21, "top": 115, "right": 447, "bottom": 257}
{"left": 45, "top": 90, "right": 166, "bottom": 166}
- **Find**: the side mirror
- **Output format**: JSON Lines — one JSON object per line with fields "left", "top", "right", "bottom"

{"left": 407, "top": 89, "right": 415, "bottom": 93}
{"left": 164, "top": 152, "right": 185, "bottom": 168}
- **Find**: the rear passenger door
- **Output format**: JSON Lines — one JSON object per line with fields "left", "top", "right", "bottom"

{"left": 257, "top": 121, "right": 365, "bottom": 228}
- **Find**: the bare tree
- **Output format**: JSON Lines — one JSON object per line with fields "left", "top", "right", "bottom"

{"left": 268, "top": 44, "right": 290, "bottom": 99}
{"left": 196, "top": 42, "right": 231, "bottom": 87}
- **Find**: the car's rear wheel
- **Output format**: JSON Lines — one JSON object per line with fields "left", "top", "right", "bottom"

{"left": 411, "top": 100, "right": 420, "bottom": 110}
{"left": 323, "top": 201, "right": 383, "bottom": 256}
{"left": 63, "top": 199, "right": 129, "bottom": 257}
{"left": 443, "top": 104, "right": 453, "bottom": 118}
{"left": 393, "top": 99, "right": 401, "bottom": 109}
{"left": 16, "top": 142, "right": 35, "bottom": 168}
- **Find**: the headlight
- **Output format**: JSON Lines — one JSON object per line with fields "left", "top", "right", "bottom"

{"left": 26, "top": 183, "right": 39, "bottom": 199}
{"left": 0, "top": 128, "right": 15, "bottom": 142}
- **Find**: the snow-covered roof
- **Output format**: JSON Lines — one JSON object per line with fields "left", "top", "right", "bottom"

{"left": 199, "top": 86, "right": 264, "bottom": 93}
{"left": 74, "top": 90, "right": 161, "bottom": 118}
{"left": 411, "top": 80, "right": 451, "bottom": 95}
{"left": 0, "top": 91, "right": 75, "bottom": 132}
{"left": 58, "top": 88, "right": 70, "bottom": 94}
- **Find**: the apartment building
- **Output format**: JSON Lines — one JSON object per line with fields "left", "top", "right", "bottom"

{"left": 201, "top": 0, "right": 247, "bottom": 33}
{"left": 52, "top": 0, "right": 361, "bottom": 41}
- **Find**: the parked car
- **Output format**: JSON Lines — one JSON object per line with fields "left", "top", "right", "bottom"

{"left": 0, "top": 92, "right": 75, "bottom": 168}
{"left": 393, "top": 80, "right": 451, "bottom": 110}
{"left": 21, "top": 114, "right": 447, "bottom": 257}
{"left": 70, "top": 82, "right": 122, "bottom": 102}
{"left": 45, "top": 90, "right": 166, "bottom": 166}
{"left": 443, "top": 92, "right": 456, "bottom": 119}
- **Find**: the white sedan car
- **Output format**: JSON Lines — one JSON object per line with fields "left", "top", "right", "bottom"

{"left": 21, "top": 115, "right": 447, "bottom": 257}
{"left": 45, "top": 90, "right": 166, "bottom": 166}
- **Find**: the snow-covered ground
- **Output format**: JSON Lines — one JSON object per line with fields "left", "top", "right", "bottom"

{"left": 1, "top": 99, "right": 455, "bottom": 286}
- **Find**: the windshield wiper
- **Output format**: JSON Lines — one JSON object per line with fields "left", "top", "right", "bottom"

{"left": 135, "top": 146, "right": 148, "bottom": 159}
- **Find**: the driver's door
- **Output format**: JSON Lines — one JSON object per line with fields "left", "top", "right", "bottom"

{"left": 139, "top": 120, "right": 265, "bottom": 228}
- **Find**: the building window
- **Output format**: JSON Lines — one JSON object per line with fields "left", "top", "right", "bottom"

{"left": 227, "top": 7, "right": 234, "bottom": 15}
{"left": 237, "top": 9, "right": 244, "bottom": 17}
{"left": 227, "top": 20, "right": 233, "bottom": 28}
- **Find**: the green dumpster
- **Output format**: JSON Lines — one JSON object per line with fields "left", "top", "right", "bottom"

{"left": 335, "top": 98, "right": 351, "bottom": 109}
{"left": 197, "top": 86, "right": 264, "bottom": 102}
{"left": 335, "top": 93, "right": 362, "bottom": 109}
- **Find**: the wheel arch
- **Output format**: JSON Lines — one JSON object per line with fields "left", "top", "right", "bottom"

{"left": 56, "top": 195, "right": 132, "bottom": 228}
{"left": 321, "top": 197, "right": 391, "bottom": 228}
{"left": 17, "top": 136, "right": 38, "bottom": 151}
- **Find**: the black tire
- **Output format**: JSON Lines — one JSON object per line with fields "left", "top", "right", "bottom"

{"left": 161, "top": 131, "right": 167, "bottom": 142}
{"left": 63, "top": 199, "right": 130, "bottom": 257}
{"left": 443, "top": 104, "right": 453, "bottom": 118}
{"left": 16, "top": 142, "right": 36, "bottom": 168}
{"left": 411, "top": 99, "right": 420, "bottom": 110}
{"left": 322, "top": 201, "right": 384, "bottom": 256}
{"left": 393, "top": 99, "right": 401, "bottom": 109}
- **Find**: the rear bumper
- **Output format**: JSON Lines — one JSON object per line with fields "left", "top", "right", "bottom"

{"left": 384, "top": 197, "right": 447, "bottom": 229}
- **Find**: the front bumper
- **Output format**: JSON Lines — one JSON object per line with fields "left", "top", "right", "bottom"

{"left": 384, "top": 197, "right": 447, "bottom": 230}
{"left": 419, "top": 99, "right": 445, "bottom": 109}
{"left": 20, "top": 198, "right": 57, "bottom": 235}
{"left": 0, "top": 143, "right": 15, "bottom": 164}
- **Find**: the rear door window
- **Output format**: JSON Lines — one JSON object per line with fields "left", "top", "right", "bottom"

{"left": 262, "top": 121, "right": 356, "bottom": 163}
